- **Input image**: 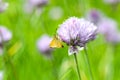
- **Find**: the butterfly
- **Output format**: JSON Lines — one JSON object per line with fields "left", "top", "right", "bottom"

{"left": 49, "top": 35, "right": 64, "bottom": 48}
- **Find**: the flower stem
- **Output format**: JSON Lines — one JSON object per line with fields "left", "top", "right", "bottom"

{"left": 74, "top": 53, "right": 81, "bottom": 80}
{"left": 84, "top": 47, "right": 93, "bottom": 80}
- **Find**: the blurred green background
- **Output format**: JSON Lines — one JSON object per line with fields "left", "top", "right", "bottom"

{"left": 0, "top": 0, "right": 120, "bottom": 80}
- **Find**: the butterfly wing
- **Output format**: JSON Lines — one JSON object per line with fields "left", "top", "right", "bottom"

{"left": 49, "top": 36, "right": 63, "bottom": 48}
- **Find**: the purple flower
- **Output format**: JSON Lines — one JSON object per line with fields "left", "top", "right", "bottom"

{"left": 57, "top": 17, "right": 97, "bottom": 55}
{"left": 0, "top": 26, "right": 12, "bottom": 44}
{"left": 24, "top": 0, "right": 48, "bottom": 14}
{"left": 0, "top": 1, "right": 9, "bottom": 13}
{"left": 29, "top": 0, "right": 48, "bottom": 7}
{"left": 86, "top": 9, "right": 103, "bottom": 25}
{"left": 98, "top": 18, "right": 120, "bottom": 44}
{"left": 37, "top": 34, "right": 52, "bottom": 56}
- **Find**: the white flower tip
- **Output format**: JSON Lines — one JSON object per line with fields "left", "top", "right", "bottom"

{"left": 68, "top": 50, "right": 74, "bottom": 55}
{"left": 68, "top": 46, "right": 79, "bottom": 56}
{"left": 78, "top": 47, "right": 84, "bottom": 51}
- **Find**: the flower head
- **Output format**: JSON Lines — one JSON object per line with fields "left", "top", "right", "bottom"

{"left": 98, "top": 18, "right": 120, "bottom": 44}
{"left": 24, "top": 0, "right": 48, "bottom": 14}
{"left": 29, "top": 0, "right": 48, "bottom": 7}
{"left": 86, "top": 9, "right": 103, "bottom": 25}
{"left": 0, "top": 1, "right": 9, "bottom": 13}
{"left": 0, "top": 26, "right": 12, "bottom": 44}
{"left": 57, "top": 17, "right": 97, "bottom": 55}
{"left": 37, "top": 34, "right": 52, "bottom": 56}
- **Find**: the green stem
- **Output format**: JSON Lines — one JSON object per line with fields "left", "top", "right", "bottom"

{"left": 74, "top": 53, "right": 81, "bottom": 80}
{"left": 84, "top": 47, "right": 93, "bottom": 80}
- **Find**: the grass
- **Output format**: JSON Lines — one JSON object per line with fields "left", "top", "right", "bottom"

{"left": 0, "top": 0, "right": 120, "bottom": 80}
